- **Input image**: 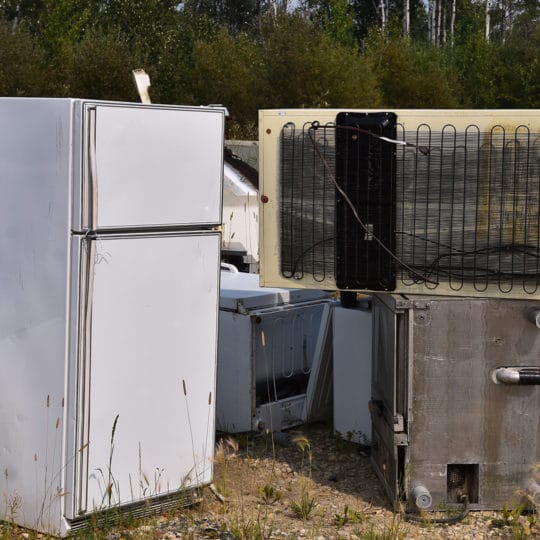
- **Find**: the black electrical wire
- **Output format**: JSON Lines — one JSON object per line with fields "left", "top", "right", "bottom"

{"left": 404, "top": 494, "right": 470, "bottom": 525}
{"left": 307, "top": 124, "right": 439, "bottom": 286}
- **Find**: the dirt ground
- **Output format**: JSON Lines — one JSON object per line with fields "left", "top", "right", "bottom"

{"left": 2, "top": 424, "right": 537, "bottom": 539}
{"left": 167, "top": 424, "right": 537, "bottom": 539}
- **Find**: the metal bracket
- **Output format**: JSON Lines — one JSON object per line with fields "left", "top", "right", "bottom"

{"left": 394, "top": 433, "right": 409, "bottom": 446}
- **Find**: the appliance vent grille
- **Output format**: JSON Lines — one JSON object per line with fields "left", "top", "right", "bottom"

{"left": 279, "top": 120, "right": 540, "bottom": 294}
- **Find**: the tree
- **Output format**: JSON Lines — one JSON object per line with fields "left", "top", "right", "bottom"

{"left": 364, "top": 30, "right": 461, "bottom": 106}
{"left": 190, "top": 28, "right": 263, "bottom": 136}
{"left": 300, "top": 0, "right": 356, "bottom": 46}
{"left": 184, "top": 0, "right": 262, "bottom": 33}
{"left": 0, "top": 20, "right": 48, "bottom": 96}
{"left": 63, "top": 28, "right": 144, "bottom": 100}
{"left": 261, "top": 14, "right": 382, "bottom": 108}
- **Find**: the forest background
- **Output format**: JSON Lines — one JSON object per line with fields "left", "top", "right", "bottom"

{"left": 0, "top": 0, "right": 538, "bottom": 138}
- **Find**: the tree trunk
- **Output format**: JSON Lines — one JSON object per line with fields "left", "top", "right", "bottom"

{"left": 432, "top": 0, "right": 438, "bottom": 43}
{"left": 450, "top": 0, "right": 456, "bottom": 46}
{"left": 380, "top": 0, "right": 387, "bottom": 29}
{"left": 404, "top": 0, "right": 410, "bottom": 36}
{"left": 428, "top": 0, "right": 434, "bottom": 42}
{"left": 437, "top": 0, "right": 442, "bottom": 45}
{"left": 268, "top": 0, "right": 287, "bottom": 18}
{"left": 442, "top": 9, "right": 447, "bottom": 44}
{"left": 485, "top": 0, "right": 491, "bottom": 41}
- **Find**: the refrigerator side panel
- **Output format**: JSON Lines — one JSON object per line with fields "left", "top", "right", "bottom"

{"left": 216, "top": 311, "right": 253, "bottom": 432}
{"left": 74, "top": 233, "right": 220, "bottom": 514}
{"left": 333, "top": 306, "right": 372, "bottom": 444}
{"left": 0, "top": 98, "right": 72, "bottom": 534}
{"left": 81, "top": 104, "right": 224, "bottom": 230}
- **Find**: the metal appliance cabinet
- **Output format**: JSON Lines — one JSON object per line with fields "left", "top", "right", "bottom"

{"left": 217, "top": 270, "right": 332, "bottom": 433}
{"left": 0, "top": 98, "right": 224, "bottom": 536}
{"left": 370, "top": 294, "right": 540, "bottom": 511}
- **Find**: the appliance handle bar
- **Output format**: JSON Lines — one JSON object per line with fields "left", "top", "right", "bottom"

{"left": 493, "top": 367, "right": 540, "bottom": 385}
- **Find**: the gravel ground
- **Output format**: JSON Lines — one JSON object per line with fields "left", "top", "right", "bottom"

{"left": 2, "top": 425, "right": 537, "bottom": 539}
{"left": 128, "top": 424, "right": 537, "bottom": 539}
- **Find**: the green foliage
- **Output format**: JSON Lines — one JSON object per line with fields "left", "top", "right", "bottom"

{"left": 63, "top": 29, "right": 144, "bottom": 101}
{"left": 35, "top": 0, "right": 91, "bottom": 56}
{"left": 190, "top": 27, "right": 263, "bottom": 134}
{"left": 364, "top": 30, "right": 461, "bottom": 107}
{"left": 334, "top": 504, "right": 367, "bottom": 528}
{"left": 258, "top": 483, "right": 283, "bottom": 505}
{"left": 184, "top": 0, "right": 262, "bottom": 34}
{"left": 0, "top": 0, "right": 536, "bottom": 132}
{"left": 0, "top": 21, "right": 48, "bottom": 96}
{"left": 290, "top": 488, "right": 317, "bottom": 520}
{"left": 304, "top": 0, "right": 356, "bottom": 46}
{"left": 451, "top": 31, "right": 496, "bottom": 107}
{"left": 149, "top": 9, "right": 217, "bottom": 104}
{"left": 490, "top": 28, "right": 540, "bottom": 108}
{"left": 261, "top": 14, "right": 382, "bottom": 109}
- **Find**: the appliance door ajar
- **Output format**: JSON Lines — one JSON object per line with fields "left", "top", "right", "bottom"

{"left": 80, "top": 104, "right": 224, "bottom": 231}
{"left": 67, "top": 232, "right": 220, "bottom": 518}
{"left": 370, "top": 294, "right": 409, "bottom": 502}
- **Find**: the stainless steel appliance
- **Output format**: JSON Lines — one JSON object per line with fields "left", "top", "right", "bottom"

{"left": 370, "top": 293, "right": 540, "bottom": 511}
{"left": 0, "top": 98, "right": 225, "bottom": 535}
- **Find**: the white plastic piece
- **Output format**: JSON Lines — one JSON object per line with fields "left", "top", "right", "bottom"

{"left": 411, "top": 484, "right": 433, "bottom": 509}
{"left": 132, "top": 68, "right": 151, "bottom": 104}
{"left": 220, "top": 262, "right": 239, "bottom": 273}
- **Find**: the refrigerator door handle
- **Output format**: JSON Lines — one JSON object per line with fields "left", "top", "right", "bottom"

{"left": 83, "top": 106, "right": 98, "bottom": 230}
{"left": 74, "top": 237, "right": 96, "bottom": 515}
{"left": 493, "top": 367, "right": 540, "bottom": 385}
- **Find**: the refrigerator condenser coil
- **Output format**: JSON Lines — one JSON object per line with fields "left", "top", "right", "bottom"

{"left": 279, "top": 117, "right": 540, "bottom": 294}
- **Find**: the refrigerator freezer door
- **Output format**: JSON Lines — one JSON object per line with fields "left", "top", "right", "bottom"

{"left": 82, "top": 104, "right": 224, "bottom": 230}
{"left": 70, "top": 232, "right": 219, "bottom": 516}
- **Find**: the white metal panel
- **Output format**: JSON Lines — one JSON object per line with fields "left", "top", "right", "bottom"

{"left": 222, "top": 184, "right": 259, "bottom": 271}
{"left": 333, "top": 306, "right": 372, "bottom": 443}
{"left": 220, "top": 270, "right": 329, "bottom": 311}
{"left": 215, "top": 311, "right": 253, "bottom": 432}
{"left": 76, "top": 233, "right": 219, "bottom": 512}
{"left": 86, "top": 104, "right": 224, "bottom": 229}
{"left": 0, "top": 98, "right": 73, "bottom": 535}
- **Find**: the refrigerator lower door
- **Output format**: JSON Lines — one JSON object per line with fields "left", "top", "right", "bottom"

{"left": 67, "top": 232, "right": 219, "bottom": 518}
{"left": 80, "top": 104, "right": 224, "bottom": 230}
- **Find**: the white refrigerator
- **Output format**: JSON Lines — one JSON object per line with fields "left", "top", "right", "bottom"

{"left": 0, "top": 98, "right": 225, "bottom": 535}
